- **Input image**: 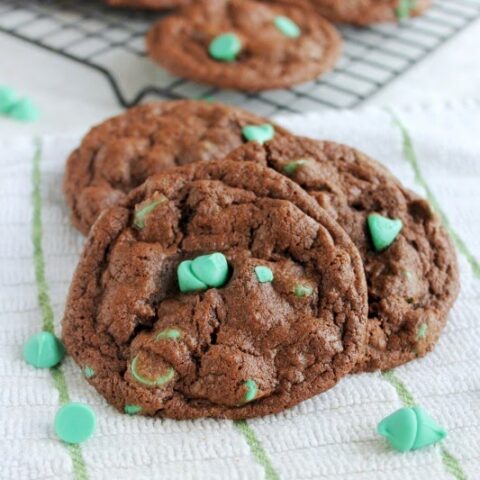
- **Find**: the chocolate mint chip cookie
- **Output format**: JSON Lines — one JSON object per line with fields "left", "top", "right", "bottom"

{"left": 63, "top": 100, "right": 289, "bottom": 235}
{"left": 62, "top": 160, "right": 368, "bottom": 419}
{"left": 146, "top": 0, "right": 341, "bottom": 91}
{"left": 307, "top": 0, "right": 432, "bottom": 25}
{"left": 227, "top": 136, "right": 459, "bottom": 371}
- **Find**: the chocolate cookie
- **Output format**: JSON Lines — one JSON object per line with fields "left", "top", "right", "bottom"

{"left": 63, "top": 100, "right": 289, "bottom": 235}
{"left": 62, "top": 160, "right": 368, "bottom": 419}
{"left": 146, "top": 0, "right": 341, "bottom": 91}
{"left": 227, "top": 136, "right": 459, "bottom": 371}
{"left": 106, "top": 0, "right": 189, "bottom": 9}
{"left": 306, "top": 0, "right": 432, "bottom": 25}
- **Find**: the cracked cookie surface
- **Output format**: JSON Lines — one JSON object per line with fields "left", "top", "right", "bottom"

{"left": 106, "top": 0, "right": 189, "bottom": 9}
{"left": 227, "top": 136, "right": 459, "bottom": 371}
{"left": 62, "top": 160, "right": 367, "bottom": 419}
{"left": 306, "top": 0, "right": 432, "bottom": 25}
{"left": 147, "top": 0, "right": 341, "bottom": 91}
{"left": 63, "top": 100, "right": 289, "bottom": 235}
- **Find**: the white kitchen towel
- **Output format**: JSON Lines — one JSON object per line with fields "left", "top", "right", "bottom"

{"left": 1, "top": 100, "right": 479, "bottom": 480}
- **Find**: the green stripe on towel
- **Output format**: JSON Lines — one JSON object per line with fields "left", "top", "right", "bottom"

{"left": 382, "top": 370, "right": 415, "bottom": 407}
{"left": 32, "top": 139, "right": 89, "bottom": 480}
{"left": 441, "top": 448, "right": 468, "bottom": 480}
{"left": 390, "top": 111, "right": 480, "bottom": 278}
{"left": 234, "top": 420, "right": 280, "bottom": 480}
{"left": 33, "top": 138, "right": 276, "bottom": 480}
{"left": 387, "top": 113, "right": 470, "bottom": 480}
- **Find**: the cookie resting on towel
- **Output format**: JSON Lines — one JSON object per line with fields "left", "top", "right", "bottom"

{"left": 227, "top": 136, "right": 459, "bottom": 371}
{"left": 63, "top": 100, "right": 289, "bottom": 235}
{"left": 62, "top": 160, "right": 368, "bottom": 419}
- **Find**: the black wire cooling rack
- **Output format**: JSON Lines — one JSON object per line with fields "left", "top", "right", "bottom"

{"left": 1, "top": 0, "right": 479, "bottom": 115}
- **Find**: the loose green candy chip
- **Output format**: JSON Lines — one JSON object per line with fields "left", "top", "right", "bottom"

{"left": 156, "top": 327, "right": 182, "bottom": 341}
{"left": 54, "top": 402, "right": 96, "bottom": 444}
{"left": 244, "top": 379, "right": 258, "bottom": 403}
{"left": 124, "top": 404, "right": 142, "bottom": 415}
{"left": 274, "top": 16, "right": 301, "bottom": 38}
{"left": 83, "top": 366, "right": 95, "bottom": 378}
{"left": 294, "top": 284, "right": 313, "bottom": 297}
{"left": 133, "top": 195, "right": 167, "bottom": 229}
{"left": 130, "top": 355, "right": 175, "bottom": 387}
{"left": 0, "top": 86, "right": 17, "bottom": 113}
{"left": 22, "top": 331, "right": 65, "bottom": 369}
{"left": 377, "top": 406, "right": 446, "bottom": 452}
{"left": 209, "top": 33, "right": 242, "bottom": 62}
{"left": 8, "top": 97, "right": 40, "bottom": 122}
{"left": 255, "top": 266, "right": 273, "bottom": 283}
{"left": 283, "top": 159, "right": 309, "bottom": 175}
{"left": 367, "top": 213, "right": 403, "bottom": 252}
{"left": 242, "top": 124, "right": 275, "bottom": 144}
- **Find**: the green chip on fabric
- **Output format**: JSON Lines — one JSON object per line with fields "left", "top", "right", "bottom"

{"left": 209, "top": 33, "right": 242, "bottom": 62}
{"left": 274, "top": 16, "right": 301, "bottom": 38}
{"left": 255, "top": 266, "right": 273, "bottom": 283}
{"left": 0, "top": 86, "right": 17, "bottom": 113}
{"left": 54, "top": 402, "right": 96, "bottom": 444}
{"left": 22, "top": 331, "right": 65, "bottom": 369}
{"left": 367, "top": 213, "right": 403, "bottom": 252}
{"left": 8, "top": 97, "right": 40, "bottom": 122}
{"left": 242, "top": 124, "right": 275, "bottom": 144}
{"left": 377, "top": 406, "right": 446, "bottom": 452}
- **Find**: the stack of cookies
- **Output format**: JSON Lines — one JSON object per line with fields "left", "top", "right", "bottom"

{"left": 107, "top": 0, "right": 432, "bottom": 91}
{"left": 62, "top": 100, "right": 459, "bottom": 419}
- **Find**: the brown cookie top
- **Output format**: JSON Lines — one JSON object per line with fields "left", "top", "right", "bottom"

{"left": 307, "top": 0, "right": 432, "bottom": 25}
{"left": 62, "top": 160, "right": 368, "bottom": 419}
{"left": 227, "top": 136, "right": 459, "bottom": 371}
{"left": 106, "top": 0, "right": 189, "bottom": 9}
{"left": 63, "top": 100, "right": 289, "bottom": 235}
{"left": 146, "top": 0, "right": 341, "bottom": 91}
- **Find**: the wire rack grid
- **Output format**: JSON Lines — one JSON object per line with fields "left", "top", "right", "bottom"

{"left": 0, "top": 0, "right": 479, "bottom": 116}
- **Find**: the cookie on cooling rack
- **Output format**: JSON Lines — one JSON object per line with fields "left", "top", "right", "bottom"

{"left": 63, "top": 100, "right": 290, "bottom": 235}
{"left": 62, "top": 160, "right": 368, "bottom": 419}
{"left": 307, "top": 0, "right": 432, "bottom": 25}
{"left": 106, "top": 0, "right": 189, "bottom": 9}
{"left": 146, "top": 0, "right": 341, "bottom": 91}
{"left": 227, "top": 136, "right": 459, "bottom": 372}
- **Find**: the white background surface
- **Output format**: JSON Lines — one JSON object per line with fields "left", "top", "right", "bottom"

{"left": 0, "top": 13, "right": 479, "bottom": 137}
